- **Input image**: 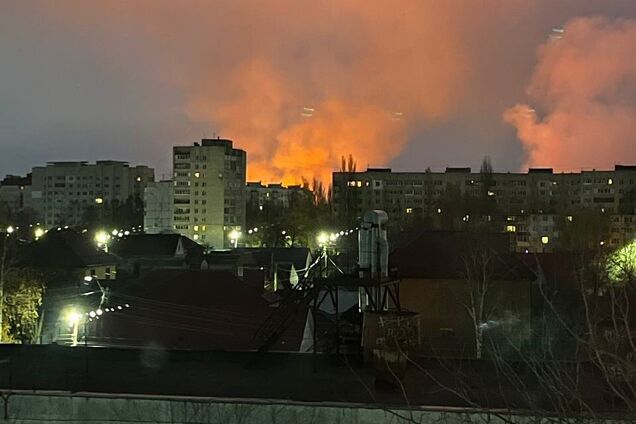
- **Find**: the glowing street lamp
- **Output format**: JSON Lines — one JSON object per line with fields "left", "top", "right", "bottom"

{"left": 34, "top": 227, "right": 45, "bottom": 240}
{"left": 317, "top": 232, "right": 329, "bottom": 246}
{"left": 229, "top": 229, "right": 241, "bottom": 248}
{"left": 64, "top": 308, "right": 83, "bottom": 327}
{"left": 94, "top": 231, "right": 110, "bottom": 251}
{"left": 62, "top": 306, "right": 84, "bottom": 346}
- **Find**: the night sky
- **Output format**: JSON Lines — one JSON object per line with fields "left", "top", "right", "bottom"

{"left": 1, "top": 1, "right": 636, "bottom": 184}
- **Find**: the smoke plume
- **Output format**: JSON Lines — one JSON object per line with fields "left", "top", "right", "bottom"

{"left": 505, "top": 17, "right": 636, "bottom": 170}
{"left": 28, "top": 0, "right": 513, "bottom": 184}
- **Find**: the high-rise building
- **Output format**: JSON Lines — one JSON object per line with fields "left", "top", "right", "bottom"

{"left": 172, "top": 138, "right": 246, "bottom": 249}
{"left": 31, "top": 161, "right": 154, "bottom": 228}
{"left": 143, "top": 180, "right": 174, "bottom": 234}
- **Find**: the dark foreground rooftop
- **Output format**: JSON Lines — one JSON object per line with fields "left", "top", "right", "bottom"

{"left": 0, "top": 345, "right": 628, "bottom": 417}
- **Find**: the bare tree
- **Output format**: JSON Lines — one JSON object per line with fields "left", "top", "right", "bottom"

{"left": 460, "top": 242, "right": 498, "bottom": 359}
{"left": 482, "top": 243, "right": 636, "bottom": 418}
{"left": 340, "top": 154, "right": 357, "bottom": 173}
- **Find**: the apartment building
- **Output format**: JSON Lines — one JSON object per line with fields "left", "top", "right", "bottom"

{"left": 333, "top": 165, "right": 636, "bottom": 251}
{"left": 246, "top": 182, "right": 308, "bottom": 210}
{"left": 0, "top": 174, "right": 33, "bottom": 216}
{"left": 31, "top": 161, "right": 154, "bottom": 228}
{"left": 143, "top": 180, "right": 174, "bottom": 234}
{"left": 172, "top": 138, "right": 246, "bottom": 249}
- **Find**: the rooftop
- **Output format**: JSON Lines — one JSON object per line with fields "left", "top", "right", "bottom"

{"left": 390, "top": 231, "right": 536, "bottom": 280}
{"left": 0, "top": 173, "right": 31, "bottom": 186}
{"left": 99, "top": 269, "right": 306, "bottom": 351}
{"left": 18, "top": 229, "right": 119, "bottom": 269}
{"left": 333, "top": 164, "right": 636, "bottom": 176}
{"left": 110, "top": 233, "right": 203, "bottom": 259}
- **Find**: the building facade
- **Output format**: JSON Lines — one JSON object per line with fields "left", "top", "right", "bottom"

{"left": 246, "top": 182, "right": 307, "bottom": 209}
{"left": 333, "top": 166, "right": 636, "bottom": 252}
{"left": 31, "top": 161, "right": 154, "bottom": 228}
{"left": 172, "top": 139, "right": 246, "bottom": 249}
{"left": 143, "top": 181, "right": 174, "bottom": 234}
{"left": 0, "top": 174, "right": 33, "bottom": 217}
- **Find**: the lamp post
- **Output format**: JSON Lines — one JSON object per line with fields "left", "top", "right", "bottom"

{"left": 0, "top": 226, "right": 16, "bottom": 342}
{"left": 229, "top": 229, "right": 241, "bottom": 249}
{"left": 94, "top": 230, "right": 110, "bottom": 252}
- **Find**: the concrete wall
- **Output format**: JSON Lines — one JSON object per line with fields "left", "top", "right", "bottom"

{"left": 0, "top": 392, "right": 619, "bottom": 424}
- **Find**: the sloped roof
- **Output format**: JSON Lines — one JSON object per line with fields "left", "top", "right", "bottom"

{"left": 110, "top": 234, "right": 203, "bottom": 258}
{"left": 18, "top": 229, "right": 118, "bottom": 268}
{"left": 517, "top": 252, "right": 578, "bottom": 286}
{"left": 99, "top": 269, "right": 306, "bottom": 351}
{"left": 237, "top": 247, "right": 311, "bottom": 271}
{"left": 390, "top": 231, "right": 535, "bottom": 281}
{"left": 203, "top": 250, "right": 256, "bottom": 267}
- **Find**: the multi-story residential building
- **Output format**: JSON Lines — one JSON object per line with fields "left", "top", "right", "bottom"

{"left": 0, "top": 174, "right": 33, "bottom": 216}
{"left": 172, "top": 138, "right": 246, "bottom": 249}
{"left": 333, "top": 165, "right": 636, "bottom": 251}
{"left": 31, "top": 161, "right": 154, "bottom": 228}
{"left": 143, "top": 180, "right": 174, "bottom": 234}
{"left": 246, "top": 182, "right": 308, "bottom": 210}
{"left": 505, "top": 214, "right": 560, "bottom": 253}
{"left": 608, "top": 214, "right": 636, "bottom": 248}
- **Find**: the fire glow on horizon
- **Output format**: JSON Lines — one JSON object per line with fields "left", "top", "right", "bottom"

{"left": 11, "top": 2, "right": 636, "bottom": 183}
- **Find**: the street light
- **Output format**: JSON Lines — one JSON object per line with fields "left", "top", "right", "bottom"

{"left": 34, "top": 227, "right": 45, "bottom": 240}
{"left": 64, "top": 308, "right": 83, "bottom": 327}
{"left": 62, "top": 306, "right": 84, "bottom": 346}
{"left": 229, "top": 229, "right": 241, "bottom": 248}
{"left": 6, "top": 226, "right": 14, "bottom": 234}
{"left": 94, "top": 231, "right": 110, "bottom": 252}
{"left": 317, "top": 232, "right": 329, "bottom": 246}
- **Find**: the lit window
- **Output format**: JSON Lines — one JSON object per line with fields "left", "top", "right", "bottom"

{"left": 405, "top": 208, "right": 413, "bottom": 214}
{"left": 608, "top": 178, "right": 613, "bottom": 185}
{"left": 193, "top": 234, "right": 199, "bottom": 241}
{"left": 541, "top": 236, "right": 549, "bottom": 244}
{"left": 136, "top": 177, "right": 142, "bottom": 182}
{"left": 356, "top": 181, "right": 362, "bottom": 188}
{"left": 506, "top": 225, "right": 516, "bottom": 232}
{"left": 193, "top": 225, "right": 199, "bottom": 232}
{"left": 567, "top": 215, "right": 573, "bottom": 222}
{"left": 437, "top": 208, "right": 442, "bottom": 214}
{"left": 194, "top": 172, "right": 201, "bottom": 178}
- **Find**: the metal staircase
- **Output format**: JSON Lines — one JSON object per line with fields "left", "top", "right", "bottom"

{"left": 254, "top": 252, "right": 324, "bottom": 353}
